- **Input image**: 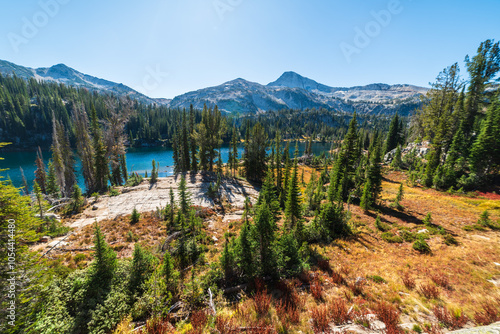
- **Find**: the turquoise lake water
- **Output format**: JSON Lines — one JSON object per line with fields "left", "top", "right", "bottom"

{"left": 0, "top": 142, "right": 332, "bottom": 192}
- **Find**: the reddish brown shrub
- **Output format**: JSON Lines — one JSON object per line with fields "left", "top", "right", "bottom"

{"left": 189, "top": 310, "right": 208, "bottom": 333}
{"left": 139, "top": 317, "right": 175, "bottom": 334}
{"left": 215, "top": 315, "right": 238, "bottom": 334}
{"left": 352, "top": 308, "right": 371, "bottom": 329}
{"left": 424, "top": 323, "right": 443, "bottom": 334}
{"left": 349, "top": 280, "right": 364, "bottom": 296}
{"left": 419, "top": 283, "right": 440, "bottom": 299}
{"left": 340, "top": 263, "right": 350, "bottom": 276}
{"left": 430, "top": 272, "right": 452, "bottom": 290}
{"left": 253, "top": 280, "right": 271, "bottom": 317}
{"left": 246, "top": 319, "right": 276, "bottom": 334}
{"left": 276, "top": 279, "right": 303, "bottom": 310}
{"left": 331, "top": 270, "right": 345, "bottom": 285}
{"left": 310, "top": 277, "right": 323, "bottom": 301}
{"left": 311, "top": 305, "right": 331, "bottom": 333}
{"left": 373, "top": 302, "right": 401, "bottom": 333}
{"left": 433, "top": 305, "right": 468, "bottom": 329}
{"left": 318, "top": 259, "right": 332, "bottom": 274}
{"left": 474, "top": 303, "right": 500, "bottom": 326}
{"left": 401, "top": 272, "right": 415, "bottom": 290}
{"left": 328, "top": 298, "right": 350, "bottom": 325}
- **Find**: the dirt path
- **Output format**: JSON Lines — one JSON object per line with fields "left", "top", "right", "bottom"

{"left": 68, "top": 174, "right": 259, "bottom": 229}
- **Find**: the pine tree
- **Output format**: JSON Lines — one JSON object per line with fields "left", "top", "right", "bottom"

{"left": 463, "top": 40, "right": 500, "bottom": 136}
{"left": 33, "top": 180, "right": 44, "bottom": 219}
{"left": 220, "top": 234, "right": 235, "bottom": 281}
{"left": 19, "top": 167, "right": 29, "bottom": 195}
{"left": 367, "top": 141, "right": 383, "bottom": 202}
{"left": 469, "top": 97, "right": 500, "bottom": 177}
{"left": 150, "top": 159, "right": 158, "bottom": 184}
{"left": 90, "top": 222, "right": 117, "bottom": 283}
{"left": 46, "top": 159, "right": 60, "bottom": 198}
{"left": 129, "top": 243, "right": 158, "bottom": 296}
{"left": 71, "top": 184, "right": 84, "bottom": 213}
{"left": 360, "top": 178, "right": 372, "bottom": 211}
{"left": 285, "top": 144, "right": 302, "bottom": 228}
{"left": 34, "top": 147, "right": 47, "bottom": 194}
{"left": 189, "top": 105, "right": 198, "bottom": 172}
{"left": 60, "top": 125, "right": 76, "bottom": 196}
{"left": 394, "top": 183, "right": 404, "bottom": 209}
{"left": 90, "top": 106, "right": 109, "bottom": 193}
{"left": 235, "top": 199, "right": 255, "bottom": 279}
{"left": 275, "top": 131, "right": 282, "bottom": 194}
{"left": 72, "top": 104, "right": 95, "bottom": 192}
{"left": 257, "top": 168, "right": 281, "bottom": 220}
{"left": 229, "top": 125, "right": 239, "bottom": 177}
{"left": 328, "top": 114, "right": 359, "bottom": 202}
{"left": 178, "top": 175, "right": 191, "bottom": 215}
{"left": 278, "top": 231, "right": 301, "bottom": 276}
{"left": 391, "top": 145, "right": 402, "bottom": 169}
{"left": 166, "top": 187, "right": 176, "bottom": 226}
{"left": 131, "top": 207, "right": 140, "bottom": 224}
{"left": 244, "top": 123, "right": 268, "bottom": 182}
{"left": 162, "top": 250, "right": 178, "bottom": 292}
{"left": 281, "top": 141, "right": 291, "bottom": 206}
{"left": 120, "top": 154, "right": 128, "bottom": 182}
{"left": 51, "top": 117, "right": 66, "bottom": 196}
{"left": 181, "top": 110, "right": 191, "bottom": 172}
{"left": 383, "top": 113, "right": 400, "bottom": 154}
{"left": 251, "top": 198, "right": 278, "bottom": 277}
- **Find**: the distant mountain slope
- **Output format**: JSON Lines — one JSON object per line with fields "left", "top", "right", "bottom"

{"left": 0, "top": 59, "right": 157, "bottom": 104}
{"left": 0, "top": 59, "right": 428, "bottom": 115}
{"left": 169, "top": 72, "right": 428, "bottom": 115}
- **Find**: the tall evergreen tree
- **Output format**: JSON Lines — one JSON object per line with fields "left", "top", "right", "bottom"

{"left": 72, "top": 104, "right": 95, "bottom": 192}
{"left": 383, "top": 113, "right": 400, "bottom": 154}
{"left": 34, "top": 147, "right": 47, "bottom": 194}
{"left": 178, "top": 175, "right": 191, "bottom": 215}
{"left": 235, "top": 198, "right": 254, "bottom": 278}
{"left": 469, "top": 96, "right": 500, "bottom": 177}
{"left": 463, "top": 40, "right": 500, "bottom": 136}
{"left": 251, "top": 198, "right": 278, "bottom": 277}
{"left": 285, "top": 144, "right": 302, "bottom": 228}
{"left": 244, "top": 123, "right": 268, "bottom": 182}
{"left": 33, "top": 180, "right": 44, "bottom": 219}
{"left": 189, "top": 105, "right": 198, "bottom": 172}
{"left": 46, "top": 159, "right": 59, "bottom": 198}
{"left": 90, "top": 105, "right": 109, "bottom": 193}
{"left": 328, "top": 114, "right": 359, "bottom": 202}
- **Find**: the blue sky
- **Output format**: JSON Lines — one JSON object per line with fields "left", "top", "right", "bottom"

{"left": 1, "top": 0, "right": 499, "bottom": 98}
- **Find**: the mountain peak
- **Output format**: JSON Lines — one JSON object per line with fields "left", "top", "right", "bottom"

{"left": 268, "top": 71, "right": 333, "bottom": 93}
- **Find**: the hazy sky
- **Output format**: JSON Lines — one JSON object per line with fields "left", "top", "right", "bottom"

{"left": 1, "top": 0, "right": 499, "bottom": 98}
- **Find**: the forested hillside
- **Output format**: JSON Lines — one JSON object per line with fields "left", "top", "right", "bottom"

{"left": 0, "top": 40, "right": 499, "bottom": 334}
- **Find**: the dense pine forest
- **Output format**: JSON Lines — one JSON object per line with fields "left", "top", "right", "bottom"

{"left": 0, "top": 40, "right": 499, "bottom": 334}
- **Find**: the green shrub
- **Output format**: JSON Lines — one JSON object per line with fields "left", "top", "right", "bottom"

{"left": 367, "top": 275, "right": 386, "bottom": 284}
{"left": 375, "top": 215, "right": 391, "bottom": 232}
{"left": 130, "top": 208, "right": 140, "bottom": 224}
{"left": 381, "top": 232, "right": 403, "bottom": 243}
{"left": 73, "top": 253, "right": 87, "bottom": 263}
{"left": 109, "top": 188, "right": 120, "bottom": 197}
{"left": 127, "top": 231, "right": 138, "bottom": 242}
{"left": 443, "top": 234, "right": 458, "bottom": 246}
{"left": 413, "top": 237, "right": 431, "bottom": 253}
{"left": 413, "top": 324, "right": 423, "bottom": 333}
{"left": 126, "top": 173, "right": 143, "bottom": 187}
{"left": 423, "top": 212, "right": 433, "bottom": 226}
{"left": 401, "top": 230, "right": 416, "bottom": 242}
